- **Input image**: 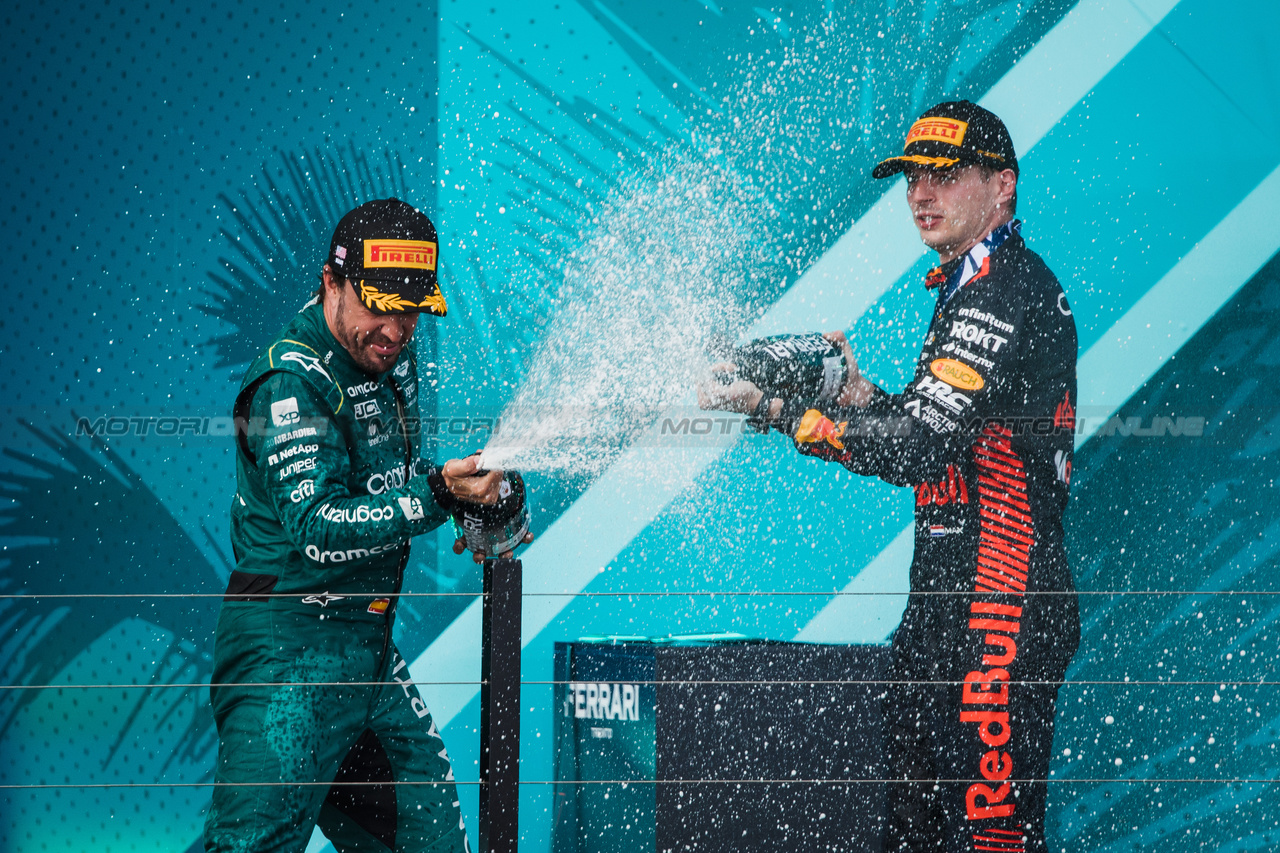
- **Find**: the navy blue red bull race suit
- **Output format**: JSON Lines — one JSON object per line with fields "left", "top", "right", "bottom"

{"left": 779, "top": 220, "right": 1079, "bottom": 853}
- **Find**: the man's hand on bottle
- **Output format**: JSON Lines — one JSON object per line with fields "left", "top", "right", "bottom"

{"left": 822, "top": 331, "right": 875, "bottom": 408}
{"left": 441, "top": 456, "right": 503, "bottom": 505}
{"left": 441, "top": 454, "right": 535, "bottom": 563}
{"left": 697, "top": 362, "right": 767, "bottom": 414}
{"left": 451, "top": 531, "right": 535, "bottom": 564}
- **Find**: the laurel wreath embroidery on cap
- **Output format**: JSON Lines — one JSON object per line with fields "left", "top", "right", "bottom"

{"left": 360, "top": 282, "right": 418, "bottom": 313}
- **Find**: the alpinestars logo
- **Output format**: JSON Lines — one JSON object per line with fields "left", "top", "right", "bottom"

{"left": 271, "top": 397, "right": 300, "bottom": 427}
{"left": 301, "top": 592, "right": 345, "bottom": 607}
{"left": 280, "top": 351, "right": 333, "bottom": 381}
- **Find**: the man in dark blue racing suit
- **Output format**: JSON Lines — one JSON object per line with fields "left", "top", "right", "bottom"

{"left": 702, "top": 101, "right": 1079, "bottom": 853}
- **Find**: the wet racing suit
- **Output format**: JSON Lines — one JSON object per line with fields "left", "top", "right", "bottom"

{"left": 779, "top": 221, "right": 1079, "bottom": 853}
{"left": 203, "top": 301, "right": 469, "bottom": 853}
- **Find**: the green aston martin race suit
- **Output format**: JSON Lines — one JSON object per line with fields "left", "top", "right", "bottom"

{"left": 204, "top": 301, "right": 468, "bottom": 853}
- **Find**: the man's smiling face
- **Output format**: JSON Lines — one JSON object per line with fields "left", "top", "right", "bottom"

{"left": 322, "top": 266, "right": 419, "bottom": 375}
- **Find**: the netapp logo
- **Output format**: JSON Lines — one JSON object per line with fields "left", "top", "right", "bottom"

{"left": 563, "top": 682, "right": 642, "bottom": 721}
{"left": 267, "top": 443, "right": 318, "bottom": 467}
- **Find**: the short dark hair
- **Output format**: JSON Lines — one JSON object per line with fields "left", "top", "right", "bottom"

{"left": 315, "top": 267, "right": 349, "bottom": 305}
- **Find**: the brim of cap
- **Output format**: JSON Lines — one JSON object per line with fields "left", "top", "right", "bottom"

{"left": 354, "top": 277, "right": 448, "bottom": 316}
{"left": 871, "top": 154, "right": 964, "bottom": 180}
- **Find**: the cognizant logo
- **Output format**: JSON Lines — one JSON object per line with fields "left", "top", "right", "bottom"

{"left": 317, "top": 503, "right": 395, "bottom": 523}
{"left": 366, "top": 464, "right": 408, "bottom": 495}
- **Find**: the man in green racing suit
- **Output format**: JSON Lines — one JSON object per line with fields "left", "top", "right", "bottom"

{"left": 204, "top": 199, "right": 520, "bottom": 852}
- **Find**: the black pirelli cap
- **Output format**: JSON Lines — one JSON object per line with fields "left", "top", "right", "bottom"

{"left": 872, "top": 100, "right": 1018, "bottom": 180}
{"left": 328, "top": 198, "right": 447, "bottom": 316}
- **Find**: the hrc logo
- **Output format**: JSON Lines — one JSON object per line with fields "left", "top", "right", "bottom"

{"left": 905, "top": 117, "right": 968, "bottom": 149}
{"left": 364, "top": 239, "right": 437, "bottom": 270}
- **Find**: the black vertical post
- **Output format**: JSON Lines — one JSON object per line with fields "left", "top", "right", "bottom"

{"left": 480, "top": 558, "right": 521, "bottom": 853}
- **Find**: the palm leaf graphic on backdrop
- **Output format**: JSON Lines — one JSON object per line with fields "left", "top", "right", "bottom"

{"left": 0, "top": 421, "right": 227, "bottom": 770}
{"left": 197, "top": 142, "right": 414, "bottom": 367}
{"left": 195, "top": 142, "right": 542, "bottom": 395}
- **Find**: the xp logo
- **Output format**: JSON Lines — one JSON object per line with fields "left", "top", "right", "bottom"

{"left": 280, "top": 350, "right": 333, "bottom": 381}
{"left": 300, "top": 592, "right": 345, "bottom": 607}
{"left": 394, "top": 359, "right": 411, "bottom": 378}
{"left": 270, "top": 397, "right": 300, "bottom": 427}
{"left": 398, "top": 496, "right": 425, "bottom": 521}
{"left": 290, "top": 478, "right": 316, "bottom": 504}
{"left": 917, "top": 375, "right": 973, "bottom": 415}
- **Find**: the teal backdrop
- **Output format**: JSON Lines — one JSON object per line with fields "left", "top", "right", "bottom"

{"left": 2, "top": 1, "right": 1279, "bottom": 850}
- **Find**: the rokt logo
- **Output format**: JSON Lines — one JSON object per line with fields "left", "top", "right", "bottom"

{"left": 949, "top": 320, "right": 1008, "bottom": 353}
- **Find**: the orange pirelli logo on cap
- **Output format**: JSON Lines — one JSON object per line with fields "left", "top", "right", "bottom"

{"left": 904, "top": 117, "right": 968, "bottom": 150}
{"left": 364, "top": 239, "right": 437, "bottom": 271}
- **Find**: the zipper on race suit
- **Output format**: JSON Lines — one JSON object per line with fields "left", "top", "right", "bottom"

{"left": 376, "top": 376, "right": 413, "bottom": 670}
